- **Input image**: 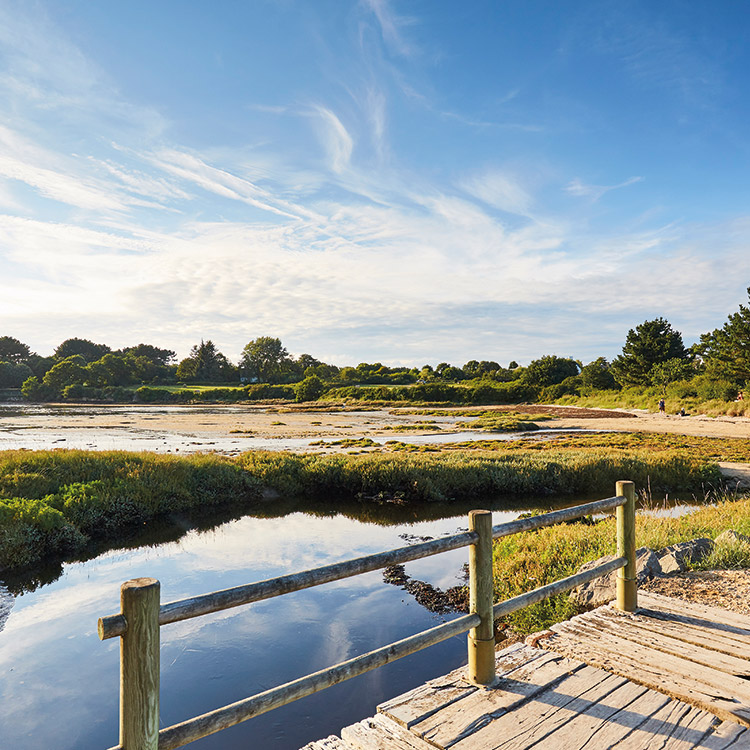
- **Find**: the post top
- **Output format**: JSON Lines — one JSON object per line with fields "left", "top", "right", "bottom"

{"left": 121, "top": 577, "right": 160, "bottom": 591}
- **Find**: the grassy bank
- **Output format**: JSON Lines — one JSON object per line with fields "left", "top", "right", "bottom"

{"left": 493, "top": 493, "right": 750, "bottom": 636}
{"left": 0, "top": 445, "right": 722, "bottom": 574}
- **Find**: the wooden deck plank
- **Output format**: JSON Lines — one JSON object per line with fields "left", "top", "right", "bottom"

{"left": 613, "top": 701, "right": 719, "bottom": 749}
{"left": 638, "top": 592, "right": 750, "bottom": 635}
{"left": 699, "top": 721, "right": 750, "bottom": 749}
{"left": 541, "top": 682, "right": 673, "bottom": 749}
{"left": 378, "top": 643, "right": 544, "bottom": 729}
{"left": 341, "top": 713, "right": 436, "bottom": 749}
{"left": 409, "top": 649, "right": 589, "bottom": 748}
{"left": 299, "top": 736, "right": 356, "bottom": 749}
{"left": 450, "top": 668, "right": 635, "bottom": 749}
{"left": 598, "top": 606, "right": 750, "bottom": 655}
{"left": 542, "top": 616, "right": 750, "bottom": 726}
{"left": 580, "top": 609, "right": 750, "bottom": 676}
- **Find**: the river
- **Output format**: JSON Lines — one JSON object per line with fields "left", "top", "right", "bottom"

{"left": 0, "top": 500, "right": 557, "bottom": 749}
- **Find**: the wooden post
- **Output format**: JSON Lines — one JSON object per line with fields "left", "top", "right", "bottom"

{"left": 120, "top": 578, "right": 160, "bottom": 750}
{"left": 467, "top": 510, "right": 495, "bottom": 685}
{"left": 616, "top": 481, "right": 637, "bottom": 612}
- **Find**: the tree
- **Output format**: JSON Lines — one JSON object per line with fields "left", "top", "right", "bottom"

{"left": 522, "top": 355, "right": 579, "bottom": 387}
{"left": 0, "top": 336, "right": 31, "bottom": 363}
{"left": 294, "top": 374, "right": 325, "bottom": 402}
{"left": 0, "top": 360, "right": 33, "bottom": 387}
{"left": 121, "top": 344, "right": 176, "bottom": 366}
{"left": 55, "top": 338, "right": 111, "bottom": 363}
{"left": 650, "top": 358, "right": 695, "bottom": 393}
{"left": 178, "top": 340, "right": 234, "bottom": 382}
{"left": 579, "top": 357, "right": 617, "bottom": 391}
{"left": 611, "top": 318, "right": 689, "bottom": 387}
{"left": 87, "top": 353, "right": 133, "bottom": 387}
{"left": 698, "top": 288, "right": 750, "bottom": 384}
{"left": 42, "top": 355, "right": 88, "bottom": 393}
{"left": 240, "top": 337, "right": 290, "bottom": 383}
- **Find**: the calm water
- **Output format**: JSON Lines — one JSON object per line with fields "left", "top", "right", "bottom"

{"left": 0, "top": 504, "right": 538, "bottom": 750}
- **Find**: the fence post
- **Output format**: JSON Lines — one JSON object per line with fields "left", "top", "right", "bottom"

{"left": 467, "top": 510, "right": 495, "bottom": 685}
{"left": 615, "top": 481, "right": 637, "bottom": 612}
{"left": 120, "top": 578, "right": 160, "bottom": 750}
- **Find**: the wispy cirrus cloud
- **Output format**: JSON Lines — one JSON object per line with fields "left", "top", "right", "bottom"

{"left": 565, "top": 175, "right": 643, "bottom": 201}
{"left": 312, "top": 106, "right": 354, "bottom": 175}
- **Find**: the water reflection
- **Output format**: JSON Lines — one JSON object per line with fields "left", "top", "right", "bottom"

{"left": 0, "top": 503, "right": 545, "bottom": 750}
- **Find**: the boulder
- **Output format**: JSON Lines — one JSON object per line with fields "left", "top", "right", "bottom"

{"left": 655, "top": 538, "right": 714, "bottom": 575}
{"left": 715, "top": 529, "right": 750, "bottom": 546}
{"left": 569, "top": 547, "right": 661, "bottom": 608}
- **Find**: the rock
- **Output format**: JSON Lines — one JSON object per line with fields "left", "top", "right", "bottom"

{"left": 715, "top": 529, "right": 750, "bottom": 545}
{"left": 655, "top": 538, "right": 714, "bottom": 575}
{"left": 569, "top": 547, "right": 661, "bottom": 607}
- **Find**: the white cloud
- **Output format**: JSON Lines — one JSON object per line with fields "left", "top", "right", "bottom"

{"left": 363, "top": 0, "right": 416, "bottom": 58}
{"left": 312, "top": 106, "right": 354, "bottom": 174}
{"left": 460, "top": 169, "right": 534, "bottom": 216}
{"left": 565, "top": 176, "right": 643, "bottom": 201}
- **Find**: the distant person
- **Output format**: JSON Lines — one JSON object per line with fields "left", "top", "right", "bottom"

{"left": 679, "top": 407, "right": 686, "bottom": 417}
{"left": 738, "top": 391, "right": 744, "bottom": 401}
{"left": 658, "top": 398, "right": 666, "bottom": 414}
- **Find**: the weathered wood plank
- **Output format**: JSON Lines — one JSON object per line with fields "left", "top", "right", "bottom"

{"left": 300, "top": 736, "right": 355, "bottom": 749}
{"left": 450, "top": 667, "right": 632, "bottom": 749}
{"left": 597, "top": 605, "right": 750, "bottom": 655}
{"left": 614, "top": 700, "right": 719, "bottom": 749}
{"left": 378, "top": 643, "right": 541, "bottom": 729}
{"left": 699, "top": 720, "right": 750, "bottom": 749}
{"left": 410, "top": 649, "right": 588, "bottom": 748}
{"left": 341, "top": 713, "right": 437, "bottom": 749}
{"left": 580, "top": 609, "right": 750, "bottom": 677}
{"left": 541, "top": 682, "right": 671, "bottom": 750}
{"left": 638, "top": 592, "right": 750, "bottom": 635}
{"left": 543, "top": 619, "right": 750, "bottom": 726}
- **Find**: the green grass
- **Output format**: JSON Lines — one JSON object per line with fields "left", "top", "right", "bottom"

{"left": 0, "top": 440, "right": 725, "bottom": 574}
{"left": 492, "top": 493, "right": 750, "bottom": 636}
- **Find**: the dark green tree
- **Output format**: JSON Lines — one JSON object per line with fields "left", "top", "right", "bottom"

{"left": 294, "top": 374, "right": 325, "bottom": 402}
{"left": 121, "top": 344, "right": 176, "bottom": 366}
{"left": 42, "top": 355, "right": 88, "bottom": 393}
{"left": 521, "top": 355, "right": 579, "bottom": 387}
{"left": 0, "top": 360, "right": 33, "bottom": 387}
{"left": 87, "top": 353, "right": 133, "bottom": 387}
{"left": 698, "top": 288, "right": 750, "bottom": 384}
{"left": 0, "top": 336, "right": 31, "bottom": 362}
{"left": 240, "top": 337, "right": 291, "bottom": 383}
{"left": 178, "top": 340, "right": 234, "bottom": 382}
{"left": 55, "top": 338, "right": 111, "bottom": 363}
{"left": 611, "top": 318, "right": 688, "bottom": 386}
{"left": 579, "top": 357, "right": 617, "bottom": 391}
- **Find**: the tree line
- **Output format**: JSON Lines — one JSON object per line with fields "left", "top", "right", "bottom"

{"left": 3, "top": 287, "right": 750, "bottom": 404}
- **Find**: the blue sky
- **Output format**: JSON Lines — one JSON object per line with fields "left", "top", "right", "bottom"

{"left": 1, "top": 0, "right": 750, "bottom": 366}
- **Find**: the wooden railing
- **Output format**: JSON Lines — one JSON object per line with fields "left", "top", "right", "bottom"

{"left": 97, "top": 480, "right": 636, "bottom": 750}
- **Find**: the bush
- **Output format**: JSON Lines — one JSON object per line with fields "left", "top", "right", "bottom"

{"left": 295, "top": 375, "right": 325, "bottom": 402}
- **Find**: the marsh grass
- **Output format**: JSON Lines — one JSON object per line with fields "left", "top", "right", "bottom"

{"left": 493, "top": 494, "right": 750, "bottom": 635}
{"left": 0, "top": 442, "right": 725, "bottom": 574}
{"left": 456, "top": 414, "right": 541, "bottom": 432}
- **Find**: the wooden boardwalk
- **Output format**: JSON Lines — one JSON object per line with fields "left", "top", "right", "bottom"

{"left": 302, "top": 593, "right": 750, "bottom": 749}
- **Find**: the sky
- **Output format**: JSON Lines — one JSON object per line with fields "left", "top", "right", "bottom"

{"left": 1, "top": 0, "right": 750, "bottom": 367}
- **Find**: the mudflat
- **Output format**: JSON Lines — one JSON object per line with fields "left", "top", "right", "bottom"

{"left": 4, "top": 402, "right": 750, "bottom": 444}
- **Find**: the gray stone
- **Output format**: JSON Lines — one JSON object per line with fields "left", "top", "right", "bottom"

{"left": 569, "top": 547, "right": 661, "bottom": 608}
{"left": 655, "top": 538, "right": 714, "bottom": 575}
{"left": 715, "top": 529, "right": 750, "bottom": 546}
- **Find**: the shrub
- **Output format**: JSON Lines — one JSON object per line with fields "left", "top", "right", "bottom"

{"left": 295, "top": 375, "right": 325, "bottom": 402}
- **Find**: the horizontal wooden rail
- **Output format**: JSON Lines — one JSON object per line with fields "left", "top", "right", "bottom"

{"left": 491, "top": 494, "right": 626, "bottom": 540}
{"left": 493, "top": 556, "right": 627, "bottom": 618}
{"left": 105, "top": 612, "right": 481, "bottom": 750}
{"left": 99, "top": 482, "right": 638, "bottom": 750}
{"left": 99, "top": 530, "right": 479, "bottom": 640}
